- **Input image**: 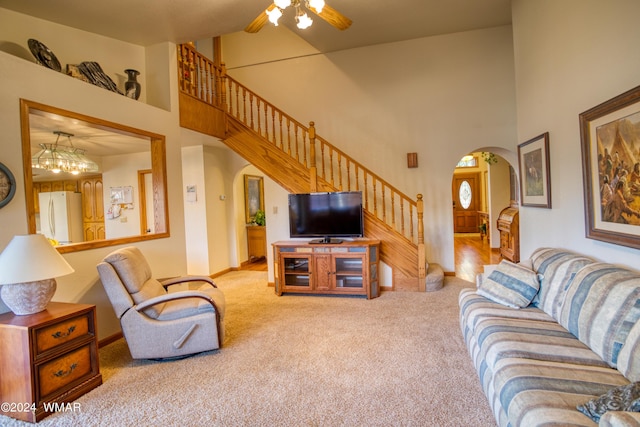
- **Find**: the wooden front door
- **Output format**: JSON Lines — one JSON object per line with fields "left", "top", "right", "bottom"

{"left": 452, "top": 173, "right": 480, "bottom": 233}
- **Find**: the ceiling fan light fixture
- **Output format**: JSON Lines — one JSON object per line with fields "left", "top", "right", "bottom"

{"left": 296, "top": 11, "right": 313, "bottom": 29}
{"left": 308, "top": 0, "right": 324, "bottom": 13}
{"left": 266, "top": 6, "right": 283, "bottom": 25}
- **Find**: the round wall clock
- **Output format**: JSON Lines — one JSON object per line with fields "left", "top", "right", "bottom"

{"left": 0, "top": 162, "right": 16, "bottom": 208}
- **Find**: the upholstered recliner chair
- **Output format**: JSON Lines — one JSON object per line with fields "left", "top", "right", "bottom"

{"left": 97, "top": 246, "right": 225, "bottom": 360}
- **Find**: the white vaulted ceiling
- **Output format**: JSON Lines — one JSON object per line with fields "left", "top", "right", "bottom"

{"left": 0, "top": 0, "right": 511, "bottom": 52}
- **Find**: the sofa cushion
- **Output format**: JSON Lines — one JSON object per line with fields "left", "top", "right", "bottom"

{"left": 530, "top": 248, "right": 594, "bottom": 320}
{"left": 577, "top": 382, "right": 640, "bottom": 423}
{"left": 477, "top": 260, "right": 540, "bottom": 309}
{"left": 618, "top": 319, "right": 640, "bottom": 382}
{"left": 493, "top": 358, "right": 629, "bottom": 427}
{"left": 558, "top": 263, "right": 640, "bottom": 370}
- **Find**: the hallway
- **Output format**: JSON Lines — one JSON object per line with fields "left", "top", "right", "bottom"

{"left": 454, "top": 232, "right": 501, "bottom": 282}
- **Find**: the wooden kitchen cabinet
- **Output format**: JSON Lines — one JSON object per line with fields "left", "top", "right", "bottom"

{"left": 80, "top": 176, "right": 105, "bottom": 241}
{"left": 0, "top": 303, "right": 102, "bottom": 423}
{"left": 246, "top": 225, "right": 266, "bottom": 262}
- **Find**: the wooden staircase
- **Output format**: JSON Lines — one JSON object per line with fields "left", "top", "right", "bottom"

{"left": 178, "top": 44, "right": 428, "bottom": 291}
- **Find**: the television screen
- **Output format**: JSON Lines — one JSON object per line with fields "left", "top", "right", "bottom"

{"left": 288, "top": 191, "right": 364, "bottom": 243}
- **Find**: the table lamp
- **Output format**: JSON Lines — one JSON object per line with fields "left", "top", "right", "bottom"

{"left": 0, "top": 234, "right": 74, "bottom": 315}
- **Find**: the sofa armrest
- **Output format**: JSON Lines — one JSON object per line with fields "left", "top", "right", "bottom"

{"left": 599, "top": 411, "right": 640, "bottom": 427}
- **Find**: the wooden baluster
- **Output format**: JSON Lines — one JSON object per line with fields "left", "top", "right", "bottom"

{"left": 417, "top": 194, "right": 426, "bottom": 284}
{"left": 262, "top": 102, "right": 268, "bottom": 139}
{"left": 337, "top": 153, "right": 342, "bottom": 191}
{"left": 320, "top": 141, "right": 326, "bottom": 181}
{"left": 197, "top": 56, "right": 204, "bottom": 101}
{"left": 189, "top": 51, "right": 196, "bottom": 96}
{"left": 177, "top": 46, "right": 185, "bottom": 91}
{"left": 277, "top": 112, "right": 283, "bottom": 149}
{"left": 242, "top": 87, "right": 247, "bottom": 122}
{"left": 271, "top": 109, "right": 276, "bottom": 144}
{"left": 206, "top": 61, "right": 212, "bottom": 104}
{"left": 391, "top": 192, "right": 395, "bottom": 230}
{"left": 293, "top": 124, "right": 299, "bottom": 158}
{"left": 220, "top": 63, "right": 228, "bottom": 112}
{"left": 372, "top": 178, "right": 378, "bottom": 218}
{"left": 286, "top": 118, "right": 292, "bottom": 154}
{"left": 381, "top": 184, "right": 386, "bottom": 223}
{"left": 299, "top": 128, "right": 306, "bottom": 163}
{"left": 355, "top": 165, "right": 359, "bottom": 191}
{"left": 249, "top": 93, "right": 255, "bottom": 130}
{"left": 309, "top": 122, "right": 317, "bottom": 191}
{"left": 362, "top": 169, "right": 371, "bottom": 212}
{"left": 329, "top": 149, "right": 334, "bottom": 187}
{"left": 400, "top": 199, "right": 405, "bottom": 237}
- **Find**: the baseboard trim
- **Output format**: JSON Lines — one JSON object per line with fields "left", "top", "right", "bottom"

{"left": 98, "top": 331, "right": 123, "bottom": 348}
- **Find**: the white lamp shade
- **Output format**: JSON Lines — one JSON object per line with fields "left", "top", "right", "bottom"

{"left": 0, "top": 234, "right": 74, "bottom": 284}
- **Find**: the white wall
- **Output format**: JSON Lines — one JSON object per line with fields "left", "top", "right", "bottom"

{"left": 223, "top": 25, "right": 518, "bottom": 271}
{"left": 102, "top": 152, "right": 150, "bottom": 238}
{"left": 0, "top": 8, "right": 148, "bottom": 105}
{"left": 512, "top": 0, "right": 640, "bottom": 266}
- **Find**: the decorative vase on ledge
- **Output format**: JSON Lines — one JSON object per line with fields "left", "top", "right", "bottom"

{"left": 124, "top": 69, "right": 141, "bottom": 100}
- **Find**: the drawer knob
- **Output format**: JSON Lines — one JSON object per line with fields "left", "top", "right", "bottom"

{"left": 52, "top": 325, "right": 76, "bottom": 339}
{"left": 53, "top": 362, "right": 78, "bottom": 378}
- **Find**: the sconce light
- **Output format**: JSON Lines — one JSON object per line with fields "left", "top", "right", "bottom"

{"left": 0, "top": 235, "right": 74, "bottom": 315}
{"left": 407, "top": 153, "right": 418, "bottom": 168}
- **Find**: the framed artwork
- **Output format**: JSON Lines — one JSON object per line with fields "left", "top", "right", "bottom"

{"left": 518, "top": 132, "right": 551, "bottom": 208}
{"left": 244, "top": 175, "right": 264, "bottom": 224}
{"left": 580, "top": 84, "right": 640, "bottom": 249}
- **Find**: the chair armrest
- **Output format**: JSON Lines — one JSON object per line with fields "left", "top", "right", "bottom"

{"left": 160, "top": 276, "right": 217, "bottom": 288}
{"left": 135, "top": 290, "right": 219, "bottom": 313}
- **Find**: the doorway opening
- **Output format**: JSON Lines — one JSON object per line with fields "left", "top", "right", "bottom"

{"left": 452, "top": 151, "right": 515, "bottom": 281}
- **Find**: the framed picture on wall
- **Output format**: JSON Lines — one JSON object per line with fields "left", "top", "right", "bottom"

{"left": 518, "top": 132, "right": 551, "bottom": 208}
{"left": 580, "top": 84, "right": 640, "bottom": 249}
{"left": 244, "top": 175, "right": 264, "bottom": 224}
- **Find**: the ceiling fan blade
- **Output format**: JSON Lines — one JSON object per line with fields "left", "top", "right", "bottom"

{"left": 309, "top": 3, "right": 352, "bottom": 31}
{"left": 244, "top": 3, "right": 276, "bottom": 33}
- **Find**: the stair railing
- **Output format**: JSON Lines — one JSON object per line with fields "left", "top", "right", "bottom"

{"left": 177, "top": 44, "right": 426, "bottom": 278}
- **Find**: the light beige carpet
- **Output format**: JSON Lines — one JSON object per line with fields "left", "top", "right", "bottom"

{"left": 1, "top": 272, "right": 495, "bottom": 427}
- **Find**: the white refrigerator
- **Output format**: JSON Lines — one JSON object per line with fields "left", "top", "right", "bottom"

{"left": 38, "top": 191, "right": 84, "bottom": 244}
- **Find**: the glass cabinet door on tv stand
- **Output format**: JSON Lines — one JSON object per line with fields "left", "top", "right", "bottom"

{"left": 273, "top": 240, "right": 380, "bottom": 299}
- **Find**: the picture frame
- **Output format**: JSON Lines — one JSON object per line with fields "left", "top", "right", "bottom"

{"left": 580, "top": 84, "right": 640, "bottom": 249}
{"left": 244, "top": 175, "right": 264, "bottom": 224}
{"left": 518, "top": 132, "right": 551, "bottom": 208}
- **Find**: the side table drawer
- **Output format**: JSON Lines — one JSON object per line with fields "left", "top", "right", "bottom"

{"left": 37, "top": 343, "right": 95, "bottom": 400}
{"left": 35, "top": 312, "right": 92, "bottom": 355}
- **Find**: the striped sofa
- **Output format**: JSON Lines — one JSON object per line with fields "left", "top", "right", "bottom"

{"left": 459, "top": 248, "right": 640, "bottom": 426}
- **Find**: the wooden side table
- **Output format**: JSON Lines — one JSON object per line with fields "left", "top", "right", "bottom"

{"left": 0, "top": 302, "right": 102, "bottom": 422}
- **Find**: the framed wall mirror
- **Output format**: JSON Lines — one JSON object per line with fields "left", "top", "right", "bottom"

{"left": 20, "top": 99, "right": 169, "bottom": 253}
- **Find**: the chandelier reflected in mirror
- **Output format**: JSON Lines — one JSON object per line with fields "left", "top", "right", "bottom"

{"left": 267, "top": 0, "right": 325, "bottom": 29}
{"left": 31, "top": 131, "right": 99, "bottom": 175}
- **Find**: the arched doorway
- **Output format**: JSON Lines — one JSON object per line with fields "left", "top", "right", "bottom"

{"left": 451, "top": 151, "right": 516, "bottom": 281}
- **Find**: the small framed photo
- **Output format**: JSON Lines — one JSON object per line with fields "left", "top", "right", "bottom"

{"left": 518, "top": 132, "right": 551, "bottom": 208}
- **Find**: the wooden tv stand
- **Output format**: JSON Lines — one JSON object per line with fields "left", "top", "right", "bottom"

{"left": 272, "top": 240, "right": 381, "bottom": 299}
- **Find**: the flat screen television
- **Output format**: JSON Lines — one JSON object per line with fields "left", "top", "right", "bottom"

{"left": 288, "top": 191, "right": 364, "bottom": 244}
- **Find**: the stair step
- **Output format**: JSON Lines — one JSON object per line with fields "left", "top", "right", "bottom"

{"left": 425, "top": 263, "right": 444, "bottom": 292}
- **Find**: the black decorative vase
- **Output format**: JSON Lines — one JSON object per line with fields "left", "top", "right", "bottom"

{"left": 124, "top": 69, "right": 141, "bottom": 100}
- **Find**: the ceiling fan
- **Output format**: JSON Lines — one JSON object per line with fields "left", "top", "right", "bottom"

{"left": 245, "top": 0, "right": 352, "bottom": 33}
